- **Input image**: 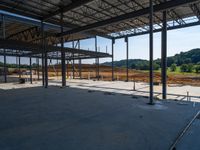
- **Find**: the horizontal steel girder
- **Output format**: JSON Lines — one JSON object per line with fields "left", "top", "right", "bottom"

{"left": 57, "top": 0, "right": 198, "bottom": 37}
{"left": 0, "top": 38, "right": 111, "bottom": 58}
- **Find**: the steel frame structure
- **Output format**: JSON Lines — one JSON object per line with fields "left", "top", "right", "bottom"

{"left": 0, "top": 0, "right": 200, "bottom": 103}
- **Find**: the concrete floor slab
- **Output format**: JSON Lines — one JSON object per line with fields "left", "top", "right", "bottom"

{"left": 0, "top": 86, "right": 200, "bottom": 150}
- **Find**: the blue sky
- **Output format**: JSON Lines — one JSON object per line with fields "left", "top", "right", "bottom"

{"left": 1, "top": 25, "right": 200, "bottom": 65}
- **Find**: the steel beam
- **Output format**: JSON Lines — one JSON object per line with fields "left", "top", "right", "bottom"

{"left": 149, "top": 0, "right": 154, "bottom": 105}
{"left": 61, "top": 11, "right": 66, "bottom": 87}
{"left": 161, "top": 10, "right": 167, "bottom": 99}
{"left": 0, "top": 38, "right": 111, "bottom": 58}
{"left": 30, "top": 57, "right": 32, "bottom": 84}
{"left": 111, "top": 38, "right": 115, "bottom": 81}
{"left": 58, "top": 0, "right": 198, "bottom": 37}
{"left": 43, "top": 0, "right": 93, "bottom": 21}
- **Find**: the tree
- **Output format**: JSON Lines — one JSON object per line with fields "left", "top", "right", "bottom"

{"left": 195, "top": 65, "right": 200, "bottom": 73}
{"left": 170, "top": 63, "right": 177, "bottom": 72}
{"left": 180, "top": 64, "right": 188, "bottom": 72}
{"left": 187, "top": 63, "right": 194, "bottom": 73}
{"left": 153, "top": 63, "right": 160, "bottom": 70}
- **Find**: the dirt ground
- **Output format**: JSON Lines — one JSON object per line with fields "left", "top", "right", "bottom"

{"left": 46, "top": 64, "right": 200, "bottom": 86}
{"left": 1, "top": 64, "right": 200, "bottom": 86}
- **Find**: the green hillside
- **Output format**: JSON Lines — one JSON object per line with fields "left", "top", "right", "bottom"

{"left": 102, "top": 48, "right": 200, "bottom": 70}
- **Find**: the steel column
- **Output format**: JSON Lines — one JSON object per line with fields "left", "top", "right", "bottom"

{"left": 18, "top": 56, "right": 21, "bottom": 79}
{"left": 44, "top": 50, "right": 48, "bottom": 88}
{"left": 61, "top": 11, "right": 66, "bottom": 87}
{"left": 41, "top": 22, "right": 45, "bottom": 86}
{"left": 37, "top": 58, "right": 40, "bottom": 80}
{"left": 149, "top": 0, "right": 154, "bottom": 104}
{"left": 72, "top": 41, "right": 75, "bottom": 79}
{"left": 95, "top": 36, "right": 99, "bottom": 80}
{"left": 30, "top": 57, "right": 32, "bottom": 84}
{"left": 111, "top": 39, "right": 115, "bottom": 81}
{"left": 78, "top": 40, "right": 82, "bottom": 79}
{"left": 161, "top": 10, "right": 167, "bottom": 99}
{"left": 42, "top": 21, "right": 48, "bottom": 88}
{"left": 67, "top": 60, "right": 69, "bottom": 79}
{"left": 125, "top": 37, "right": 129, "bottom": 82}
{"left": 2, "top": 15, "right": 7, "bottom": 83}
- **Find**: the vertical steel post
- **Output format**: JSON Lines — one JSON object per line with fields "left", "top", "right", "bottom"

{"left": 61, "top": 11, "right": 66, "bottom": 87}
{"left": 125, "top": 37, "right": 129, "bottom": 82}
{"left": 37, "top": 58, "right": 40, "bottom": 80}
{"left": 112, "top": 38, "right": 115, "bottom": 81}
{"left": 162, "top": 9, "right": 167, "bottom": 99}
{"left": 67, "top": 60, "right": 69, "bottom": 79}
{"left": 149, "top": 0, "right": 154, "bottom": 104}
{"left": 56, "top": 46, "right": 59, "bottom": 78}
{"left": 95, "top": 36, "right": 100, "bottom": 80}
{"left": 41, "top": 22, "right": 45, "bottom": 86}
{"left": 18, "top": 56, "right": 21, "bottom": 79}
{"left": 30, "top": 57, "right": 32, "bottom": 84}
{"left": 72, "top": 41, "right": 75, "bottom": 79}
{"left": 78, "top": 40, "right": 82, "bottom": 79}
{"left": 41, "top": 21, "right": 48, "bottom": 88}
{"left": 44, "top": 44, "right": 48, "bottom": 88}
{"left": 2, "top": 15, "right": 7, "bottom": 83}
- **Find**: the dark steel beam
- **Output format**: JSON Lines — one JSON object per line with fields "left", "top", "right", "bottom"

{"left": 0, "top": 38, "right": 111, "bottom": 58}
{"left": 43, "top": 0, "right": 93, "bottom": 21}
{"left": 114, "top": 21, "right": 200, "bottom": 39}
{"left": 58, "top": 0, "right": 198, "bottom": 37}
{"left": 161, "top": 10, "right": 167, "bottom": 100}
{"left": 149, "top": 0, "right": 154, "bottom": 105}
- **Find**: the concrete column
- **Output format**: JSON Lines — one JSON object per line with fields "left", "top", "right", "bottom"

{"left": 61, "top": 11, "right": 66, "bottom": 87}
{"left": 112, "top": 38, "right": 115, "bottom": 81}
{"left": 161, "top": 10, "right": 167, "bottom": 99}
{"left": 149, "top": 0, "right": 154, "bottom": 105}
{"left": 30, "top": 57, "right": 32, "bottom": 84}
